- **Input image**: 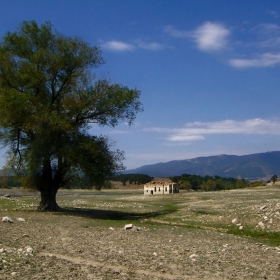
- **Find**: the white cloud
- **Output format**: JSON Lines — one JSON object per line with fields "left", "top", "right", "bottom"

{"left": 101, "top": 40, "right": 163, "bottom": 51}
{"left": 229, "top": 53, "right": 280, "bottom": 68}
{"left": 164, "top": 22, "right": 230, "bottom": 52}
{"left": 228, "top": 22, "right": 280, "bottom": 68}
{"left": 108, "top": 130, "right": 129, "bottom": 134}
{"left": 101, "top": 40, "right": 134, "bottom": 51}
{"left": 146, "top": 119, "right": 280, "bottom": 142}
{"left": 192, "top": 22, "right": 230, "bottom": 52}
{"left": 168, "top": 135, "right": 205, "bottom": 141}
{"left": 164, "top": 21, "right": 280, "bottom": 69}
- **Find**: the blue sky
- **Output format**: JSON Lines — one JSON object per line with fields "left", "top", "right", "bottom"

{"left": 1, "top": 0, "right": 280, "bottom": 169}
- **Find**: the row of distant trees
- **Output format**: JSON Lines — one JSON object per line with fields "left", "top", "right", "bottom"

{"left": 170, "top": 174, "right": 267, "bottom": 191}
{"left": 111, "top": 174, "right": 154, "bottom": 186}
{"left": 0, "top": 173, "right": 154, "bottom": 189}
{"left": 0, "top": 176, "right": 22, "bottom": 189}
{"left": 1, "top": 173, "right": 277, "bottom": 190}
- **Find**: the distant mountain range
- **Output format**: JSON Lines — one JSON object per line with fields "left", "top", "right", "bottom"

{"left": 124, "top": 151, "right": 280, "bottom": 180}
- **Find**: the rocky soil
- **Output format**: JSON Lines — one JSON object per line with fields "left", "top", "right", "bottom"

{"left": 0, "top": 186, "right": 280, "bottom": 279}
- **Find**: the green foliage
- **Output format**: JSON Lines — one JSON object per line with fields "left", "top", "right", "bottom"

{"left": 0, "top": 176, "right": 22, "bottom": 188}
{"left": 61, "top": 178, "right": 113, "bottom": 190}
{"left": 0, "top": 21, "right": 143, "bottom": 209}
{"left": 270, "top": 175, "right": 278, "bottom": 184}
{"left": 111, "top": 174, "right": 153, "bottom": 185}
{"left": 249, "top": 181, "right": 265, "bottom": 188}
{"left": 171, "top": 173, "right": 263, "bottom": 191}
{"left": 102, "top": 180, "right": 113, "bottom": 189}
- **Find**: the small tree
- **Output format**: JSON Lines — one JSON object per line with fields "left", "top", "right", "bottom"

{"left": 202, "top": 179, "right": 216, "bottom": 191}
{"left": 179, "top": 180, "right": 191, "bottom": 192}
{"left": 0, "top": 21, "right": 143, "bottom": 210}
{"left": 271, "top": 175, "right": 278, "bottom": 185}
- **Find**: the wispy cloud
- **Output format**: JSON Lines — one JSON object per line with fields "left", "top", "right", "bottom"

{"left": 254, "top": 23, "right": 280, "bottom": 34}
{"left": 101, "top": 40, "right": 134, "bottom": 51}
{"left": 169, "top": 135, "right": 205, "bottom": 141}
{"left": 101, "top": 40, "right": 163, "bottom": 52}
{"left": 229, "top": 53, "right": 280, "bottom": 68}
{"left": 145, "top": 119, "right": 280, "bottom": 142}
{"left": 228, "top": 22, "right": 280, "bottom": 68}
{"left": 108, "top": 130, "right": 129, "bottom": 135}
{"left": 136, "top": 40, "right": 163, "bottom": 50}
{"left": 266, "top": 10, "right": 279, "bottom": 18}
{"left": 259, "top": 37, "right": 280, "bottom": 48}
{"left": 192, "top": 22, "right": 230, "bottom": 52}
{"left": 251, "top": 23, "right": 280, "bottom": 48}
{"left": 164, "top": 25, "right": 189, "bottom": 38}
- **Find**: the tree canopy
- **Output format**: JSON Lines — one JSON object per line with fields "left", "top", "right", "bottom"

{"left": 0, "top": 21, "right": 143, "bottom": 210}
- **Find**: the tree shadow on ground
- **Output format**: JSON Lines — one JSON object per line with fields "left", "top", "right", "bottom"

{"left": 55, "top": 207, "right": 177, "bottom": 221}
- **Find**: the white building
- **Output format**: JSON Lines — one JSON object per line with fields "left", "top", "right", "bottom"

{"left": 144, "top": 181, "right": 180, "bottom": 195}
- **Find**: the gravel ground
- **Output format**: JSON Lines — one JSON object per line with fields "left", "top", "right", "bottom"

{"left": 1, "top": 187, "right": 280, "bottom": 279}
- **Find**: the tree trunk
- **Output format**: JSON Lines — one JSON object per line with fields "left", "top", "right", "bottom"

{"left": 38, "top": 189, "right": 61, "bottom": 211}
{"left": 37, "top": 157, "right": 62, "bottom": 211}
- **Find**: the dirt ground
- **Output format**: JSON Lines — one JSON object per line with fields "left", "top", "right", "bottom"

{"left": 0, "top": 186, "right": 280, "bottom": 279}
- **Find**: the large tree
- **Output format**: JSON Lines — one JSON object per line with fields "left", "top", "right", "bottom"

{"left": 0, "top": 21, "right": 143, "bottom": 210}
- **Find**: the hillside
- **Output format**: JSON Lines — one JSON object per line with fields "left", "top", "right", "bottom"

{"left": 125, "top": 151, "right": 280, "bottom": 180}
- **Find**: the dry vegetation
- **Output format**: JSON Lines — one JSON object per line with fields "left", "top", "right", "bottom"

{"left": 1, "top": 183, "right": 280, "bottom": 279}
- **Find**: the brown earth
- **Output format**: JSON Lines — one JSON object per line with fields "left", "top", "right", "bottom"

{"left": 0, "top": 186, "right": 280, "bottom": 279}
